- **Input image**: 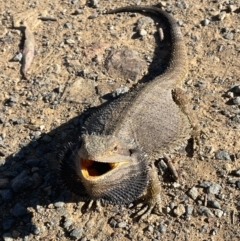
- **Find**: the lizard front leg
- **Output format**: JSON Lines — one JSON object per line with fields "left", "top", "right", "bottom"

{"left": 134, "top": 164, "right": 161, "bottom": 220}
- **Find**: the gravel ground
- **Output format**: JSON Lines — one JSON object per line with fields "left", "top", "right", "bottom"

{"left": 0, "top": 0, "right": 240, "bottom": 240}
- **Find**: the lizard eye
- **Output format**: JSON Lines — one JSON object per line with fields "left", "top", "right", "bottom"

{"left": 113, "top": 146, "right": 118, "bottom": 152}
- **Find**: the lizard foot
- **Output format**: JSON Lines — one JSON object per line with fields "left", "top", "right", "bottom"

{"left": 86, "top": 200, "right": 102, "bottom": 212}
{"left": 134, "top": 197, "right": 162, "bottom": 220}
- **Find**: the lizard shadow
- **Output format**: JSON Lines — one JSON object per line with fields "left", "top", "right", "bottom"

{"left": 0, "top": 13, "right": 194, "bottom": 239}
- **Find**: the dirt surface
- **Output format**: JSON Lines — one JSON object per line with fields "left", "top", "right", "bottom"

{"left": 0, "top": 0, "right": 240, "bottom": 240}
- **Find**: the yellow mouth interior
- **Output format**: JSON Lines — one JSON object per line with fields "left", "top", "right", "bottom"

{"left": 80, "top": 159, "right": 119, "bottom": 178}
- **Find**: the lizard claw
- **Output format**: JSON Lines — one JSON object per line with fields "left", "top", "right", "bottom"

{"left": 86, "top": 200, "right": 102, "bottom": 212}
{"left": 134, "top": 197, "right": 162, "bottom": 220}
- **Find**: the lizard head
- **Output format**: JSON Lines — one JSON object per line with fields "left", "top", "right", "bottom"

{"left": 60, "top": 134, "right": 149, "bottom": 204}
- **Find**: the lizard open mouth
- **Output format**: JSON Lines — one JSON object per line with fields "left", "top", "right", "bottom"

{"left": 80, "top": 159, "right": 119, "bottom": 178}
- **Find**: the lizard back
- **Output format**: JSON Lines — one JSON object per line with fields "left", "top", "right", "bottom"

{"left": 84, "top": 6, "right": 191, "bottom": 159}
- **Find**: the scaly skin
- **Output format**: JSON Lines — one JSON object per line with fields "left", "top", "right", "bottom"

{"left": 60, "top": 5, "right": 193, "bottom": 219}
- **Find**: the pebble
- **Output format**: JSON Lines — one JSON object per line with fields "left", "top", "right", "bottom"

{"left": 207, "top": 183, "right": 221, "bottom": 195}
{"left": 158, "top": 159, "right": 168, "bottom": 175}
{"left": 25, "top": 158, "right": 40, "bottom": 167}
{"left": 2, "top": 218, "right": 15, "bottom": 230}
{"left": 112, "top": 86, "right": 129, "bottom": 98}
{"left": 202, "top": 19, "right": 210, "bottom": 26}
{"left": 32, "top": 227, "right": 41, "bottom": 235}
{"left": 2, "top": 233, "right": 13, "bottom": 241}
{"left": 74, "top": 9, "right": 84, "bottom": 15}
{"left": 0, "top": 113, "right": 6, "bottom": 123}
{"left": 63, "top": 219, "right": 73, "bottom": 230}
{"left": 10, "top": 170, "right": 33, "bottom": 193}
{"left": 233, "top": 97, "right": 240, "bottom": 105}
{"left": 217, "top": 12, "right": 226, "bottom": 21}
{"left": 9, "top": 96, "right": 18, "bottom": 103}
{"left": 214, "top": 209, "right": 224, "bottom": 218}
{"left": 0, "top": 189, "right": 13, "bottom": 201}
{"left": 13, "top": 52, "right": 23, "bottom": 62}
{"left": 139, "top": 29, "right": 147, "bottom": 36}
{"left": 0, "top": 178, "right": 9, "bottom": 188}
{"left": 207, "top": 199, "right": 221, "bottom": 209}
{"left": 187, "top": 186, "right": 199, "bottom": 200}
{"left": 198, "top": 206, "right": 214, "bottom": 217}
{"left": 158, "top": 224, "right": 167, "bottom": 233}
{"left": 232, "top": 85, "right": 240, "bottom": 94}
{"left": 89, "top": 0, "right": 99, "bottom": 8}
{"left": 224, "top": 32, "right": 234, "bottom": 40}
{"left": 231, "top": 169, "right": 240, "bottom": 177}
{"left": 117, "top": 222, "right": 127, "bottom": 228}
{"left": 215, "top": 150, "right": 231, "bottom": 160}
{"left": 199, "top": 180, "right": 212, "bottom": 188}
{"left": 64, "top": 22, "right": 73, "bottom": 29}
{"left": 12, "top": 202, "right": 27, "bottom": 217}
{"left": 148, "top": 225, "right": 154, "bottom": 232}
{"left": 41, "top": 135, "right": 52, "bottom": 143}
{"left": 186, "top": 205, "right": 194, "bottom": 216}
{"left": 54, "top": 201, "right": 65, "bottom": 208}
{"left": 173, "top": 204, "right": 185, "bottom": 217}
{"left": 88, "top": 13, "right": 98, "bottom": 19}
{"left": 70, "top": 228, "right": 82, "bottom": 240}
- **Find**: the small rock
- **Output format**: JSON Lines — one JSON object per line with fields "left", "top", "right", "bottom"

{"left": 158, "top": 224, "right": 167, "bottom": 233}
{"left": 88, "top": 13, "right": 98, "bottom": 19}
{"left": 158, "top": 159, "right": 168, "bottom": 175}
{"left": 0, "top": 178, "right": 9, "bottom": 189}
{"left": 74, "top": 9, "right": 84, "bottom": 15}
{"left": 11, "top": 171, "right": 33, "bottom": 193}
{"left": 64, "top": 22, "right": 73, "bottom": 29}
{"left": 233, "top": 97, "right": 240, "bottom": 105}
{"left": 139, "top": 29, "right": 147, "bottom": 36}
{"left": 41, "top": 135, "right": 52, "bottom": 143}
{"left": 215, "top": 150, "right": 231, "bottom": 160}
{"left": 207, "top": 199, "right": 221, "bottom": 209}
{"left": 117, "top": 222, "right": 127, "bottom": 228}
{"left": 0, "top": 189, "right": 13, "bottom": 201}
{"left": 207, "top": 183, "right": 221, "bottom": 195}
{"left": 112, "top": 86, "right": 129, "bottom": 98}
{"left": 9, "top": 96, "right": 18, "bottom": 103}
{"left": 172, "top": 182, "right": 181, "bottom": 188}
{"left": 236, "top": 181, "right": 240, "bottom": 189}
{"left": 198, "top": 206, "right": 214, "bottom": 217}
{"left": 224, "top": 32, "right": 234, "bottom": 40}
{"left": 232, "top": 85, "right": 240, "bottom": 94}
{"left": 202, "top": 19, "right": 210, "bottom": 26}
{"left": 186, "top": 205, "right": 194, "bottom": 216}
{"left": 0, "top": 113, "right": 6, "bottom": 123}
{"left": 65, "top": 38, "right": 75, "bottom": 44}
{"left": 32, "top": 227, "right": 41, "bottom": 235}
{"left": 70, "top": 228, "right": 82, "bottom": 240}
{"left": 89, "top": 0, "right": 99, "bottom": 8}
{"left": 216, "top": 12, "right": 226, "bottom": 21}
{"left": 12, "top": 202, "right": 27, "bottom": 217}
{"left": 11, "top": 230, "right": 21, "bottom": 238}
{"left": 54, "top": 201, "right": 65, "bottom": 208}
{"left": 173, "top": 204, "right": 185, "bottom": 217}
{"left": 2, "top": 218, "right": 15, "bottom": 230}
{"left": 13, "top": 52, "right": 23, "bottom": 62}
{"left": 2, "top": 233, "right": 13, "bottom": 241}
{"left": 214, "top": 209, "right": 224, "bottom": 218}
{"left": 63, "top": 219, "right": 73, "bottom": 230}
{"left": 26, "top": 158, "right": 40, "bottom": 167}
{"left": 228, "top": 5, "right": 238, "bottom": 12}
{"left": 148, "top": 225, "right": 154, "bottom": 232}
{"left": 199, "top": 180, "right": 212, "bottom": 188}
{"left": 187, "top": 187, "right": 199, "bottom": 200}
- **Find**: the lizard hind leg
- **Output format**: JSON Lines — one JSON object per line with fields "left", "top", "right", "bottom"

{"left": 134, "top": 164, "right": 162, "bottom": 220}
